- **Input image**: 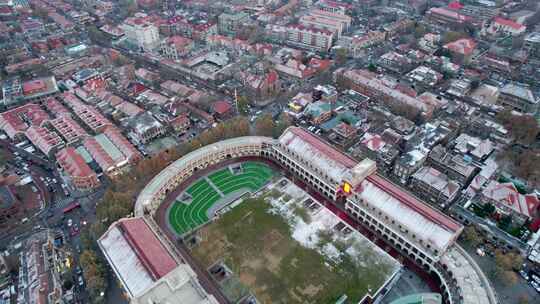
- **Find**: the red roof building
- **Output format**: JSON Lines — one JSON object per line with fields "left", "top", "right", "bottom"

{"left": 0, "top": 104, "right": 50, "bottom": 139}
{"left": 212, "top": 100, "right": 233, "bottom": 118}
{"left": 56, "top": 147, "right": 99, "bottom": 190}
{"left": 50, "top": 116, "right": 88, "bottom": 144}
{"left": 98, "top": 217, "right": 178, "bottom": 297}
{"left": 487, "top": 17, "right": 526, "bottom": 36}
{"left": 103, "top": 126, "right": 142, "bottom": 164}
{"left": 481, "top": 181, "right": 540, "bottom": 223}
{"left": 25, "top": 125, "right": 64, "bottom": 156}
{"left": 443, "top": 38, "right": 477, "bottom": 61}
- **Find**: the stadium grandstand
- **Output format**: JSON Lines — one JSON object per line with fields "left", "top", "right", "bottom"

{"left": 98, "top": 127, "right": 496, "bottom": 304}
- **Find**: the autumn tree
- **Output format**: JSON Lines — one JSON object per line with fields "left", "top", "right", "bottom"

{"left": 254, "top": 113, "right": 275, "bottom": 137}
{"left": 462, "top": 226, "right": 482, "bottom": 247}
{"left": 80, "top": 250, "right": 108, "bottom": 302}
{"left": 442, "top": 31, "right": 469, "bottom": 44}
{"left": 274, "top": 113, "right": 293, "bottom": 138}
{"left": 496, "top": 108, "right": 539, "bottom": 145}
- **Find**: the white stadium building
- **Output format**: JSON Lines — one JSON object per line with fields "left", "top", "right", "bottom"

{"left": 101, "top": 127, "right": 496, "bottom": 304}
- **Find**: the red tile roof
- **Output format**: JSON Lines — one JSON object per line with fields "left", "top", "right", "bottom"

{"left": 23, "top": 79, "right": 46, "bottom": 95}
{"left": 444, "top": 38, "right": 476, "bottom": 56}
{"left": 212, "top": 100, "right": 232, "bottom": 115}
{"left": 56, "top": 147, "right": 95, "bottom": 178}
{"left": 493, "top": 17, "right": 525, "bottom": 31}
{"left": 119, "top": 218, "right": 177, "bottom": 279}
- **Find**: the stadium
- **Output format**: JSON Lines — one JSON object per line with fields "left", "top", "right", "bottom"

{"left": 99, "top": 127, "right": 497, "bottom": 304}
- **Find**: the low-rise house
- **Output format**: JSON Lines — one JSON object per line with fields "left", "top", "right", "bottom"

{"left": 169, "top": 114, "right": 191, "bottom": 134}
{"left": 497, "top": 83, "right": 539, "bottom": 114}
{"left": 377, "top": 51, "right": 414, "bottom": 75}
{"left": 486, "top": 17, "right": 526, "bottom": 37}
{"left": 56, "top": 147, "right": 100, "bottom": 190}
{"left": 427, "top": 145, "right": 478, "bottom": 186}
{"left": 160, "top": 36, "right": 194, "bottom": 61}
{"left": 452, "top": 133, "right": 494, "bottom": 162}
{"left": 25, "top": 125, "right": 65, "bottom": 157}
{"left": 480, "top": 181, "right": 540, "bottom": 226}
{"left": 128, "top": 112, "right": 166, "bottom": 144}
{"left": 406, "top": 66, "right": 443, "bottom": 88}
{"left": 212, "top": 101, "right": 233, "bottom": 120}
{"left": 443, "top": 38, "right": 476, "bottom": 63}
{"left": 411, "top": 166, "right": 460, "bottom": 208}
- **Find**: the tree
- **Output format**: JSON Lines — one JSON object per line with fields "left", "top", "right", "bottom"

{"left": 497, "top": 109, "right": 539, "bottom": 145}
{"left": 500, "top": 268, "right": 519, "bottom": 287}
{"left": 414, "top": 24, "right": 427, "bottom": 39}
{"left": 79, "top": 250, "right": 108, "bottom": 301}
{"left": 367, "top": 63, "right": 377, "bottom": 73}
{"left": 236, "top": 95, "right": 250, "bottom": 115}
{"left": 442, "top": 31, "right": 468, "bottom": 44}
{"left": 462, "top": 226, "right": 482, "bottom": 247}
{"left": 335, "top": 47, "right": 348, "bottom": 65}
{"left": 274, "top": 113, "right": 293, "bottom": 138}
{"left": 255, "top": 113, "right": 275, "bottom": 137}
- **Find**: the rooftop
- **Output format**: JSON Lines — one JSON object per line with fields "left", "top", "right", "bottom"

{"left": 98, "top": 217, "right": 178, "bottom": 297}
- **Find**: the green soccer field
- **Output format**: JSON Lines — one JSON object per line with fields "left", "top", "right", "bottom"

{"left": 168, "top": 162, "right": 274, "bottom": 235}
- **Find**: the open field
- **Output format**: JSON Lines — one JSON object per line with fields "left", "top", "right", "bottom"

{"left": 191, "top": 181, "right": 400, "bottom": 303}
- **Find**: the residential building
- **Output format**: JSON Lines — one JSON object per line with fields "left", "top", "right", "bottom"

{"left": 121, "top": 15, "right": 160, "bottom": 51}
{"left": 49, "top": 116, "right": 88, "bottom": 144}
{"left": 56, "top": 147, "right": 100, "bottom": 190}
{"left": 443, "top": 38, "right": 477, "bottom": 63}
{"left": 160, "top": 36, "right": 194, "bottom": 61}
{"left": 128, "top": 112, "right": 166, "bottom": 144}
{"left": 0, "top": 103, "right": 49, "bottom": 139}
{"left": 316, "top": 0, "right": 351, "bottom": 15}
{"left": 427, "top": 145, "right": 478, "bottom": 186}
{"left": 212, "top": 101, "right": 233, "bottom": 120}
{"left": 238, "top": 70, "right": 280, "bottom": 99}
{"left": 275, "top": 58, "right": 332, "bottom": 79}
{"left": 338, "top": 31, "right": 386, "bottom": 58}
{"left": 406, "top": 66, "right": 443, "bottom": 88}
{"left": 497, "top": 83, "right": 539, "bottom": 114}
{"left": 25, "top": 125, "right": 64, "bottom": 157}
{"left": 411, "top": 166, "right": 460, "bottom": 208}
{"left": 83, "top": 126, "right": 141, "bottom": 175}
{"left": 480, "top": 181, "right": 540, "bottom": 225}
{"left": 377, "top": 51, "right": 414, "bottom": 75}
{"left": 285, "top": 24, "right": 334, "bottom": 52}
{"left": 169, "top": 114, "right": 191, "bottom": 134}
{"left": 426, "top": 7, "right": 471, "bottom": 27}
{"left": 218, "top": 12, "right": 249, "bottom": 36}
{"left": 523, "top": 32, "right": 540, "bottom": 57}
{"left": 486, "top": 17, "right": 526, "bottom": 37}
{"left": 1, "top": 76, "right": 59, "bottom": 106}
{"left": 299, "top": 9, "right": 351, "bottom": 39}
{"left": 452, "top": 134, "right": 494, "bottom": 162}
{"left": 334, "top": 69, "right": 436, "bottom": 117}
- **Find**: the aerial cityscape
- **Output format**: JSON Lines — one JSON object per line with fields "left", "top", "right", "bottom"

{"left": 0, "top": 0, "right": 539, "bottom": 303}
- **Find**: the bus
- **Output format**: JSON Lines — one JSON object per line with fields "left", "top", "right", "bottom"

{"left": 62, "top": 202, "right": 81, "bottom": 214}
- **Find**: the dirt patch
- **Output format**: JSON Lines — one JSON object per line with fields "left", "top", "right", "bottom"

{"left": 264, "top": 252, "right": 281, "bottom": 274}
{"left": 239, "top": 272, "right": 257, "bottom": 286}
{"left": 263, "top": 229, "right": 283, "bottom": 251}
{"left": 299, "top": 284, "right": 323, "bottom": 297}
